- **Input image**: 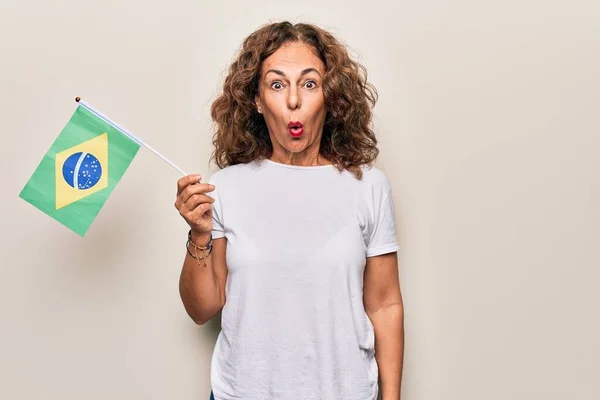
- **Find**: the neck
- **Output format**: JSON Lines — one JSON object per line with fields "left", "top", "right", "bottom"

{"left": 270, "top": 151, "right": 328, "bottom": 167}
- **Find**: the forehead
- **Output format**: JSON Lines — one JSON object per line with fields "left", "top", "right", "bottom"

{"left": 261, "top": 42, "right": 325, "bottom": 75}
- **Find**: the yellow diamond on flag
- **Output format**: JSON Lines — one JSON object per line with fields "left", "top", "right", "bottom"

{"left": 55, "top": 132, "right": 109, "bottom": 210}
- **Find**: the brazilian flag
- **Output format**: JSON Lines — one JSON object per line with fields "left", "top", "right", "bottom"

{"left": 19, "top": 105, "right": 141, "bottom": 236}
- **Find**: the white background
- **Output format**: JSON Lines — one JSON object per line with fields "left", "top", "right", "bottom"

{"left": 1, "top": 0, "right": 598, "bottom": 399}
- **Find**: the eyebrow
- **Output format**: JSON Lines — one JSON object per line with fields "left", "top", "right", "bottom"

{"left": 264, "top": 68, "right": 322, "bottom": 78}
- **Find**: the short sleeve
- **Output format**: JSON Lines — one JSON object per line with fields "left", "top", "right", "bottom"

{"left": 208, "top": 173, "right": 225, "bottom": 239}
{"left": 362, "top": 171, "right": 400, "bottom": 257}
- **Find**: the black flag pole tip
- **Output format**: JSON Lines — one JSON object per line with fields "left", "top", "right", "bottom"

{"left": 75, "top": 96, "right": 81, "bottom": 102}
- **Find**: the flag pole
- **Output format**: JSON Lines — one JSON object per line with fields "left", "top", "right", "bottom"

{"left": 74, "top": 97, "right": 188, "bottom": 176}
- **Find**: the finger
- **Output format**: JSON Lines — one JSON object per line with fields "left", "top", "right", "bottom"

{"left": 179, "top": 183, "right": 215, "bottom": 205}
{"left": 182, "top": 193, "right": 215, "bottom": 213}
{"left": 186, "top": 203, "right": 213, "bottom": 224}
{"left": 177, "top": 174, "right": 202, "bottom": 196}
{"left": 175, "top": 183, "right": 213, "bottom": 210}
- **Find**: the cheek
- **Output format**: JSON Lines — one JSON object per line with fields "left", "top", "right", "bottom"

{"left": 307, "top": 98, "right": 327, "bottom": 122}
{"left": 262, "top": 94, "right": 287, "bottom": 114}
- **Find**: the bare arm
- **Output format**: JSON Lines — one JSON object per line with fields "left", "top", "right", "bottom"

{"left": 175, "top": 174, "right": 228, "bottom": 325}
{"left": 363, "top": 251, "right": 405, "bottom": 400}
{"left": 179, "top": 235, "right": 228, "bottom": 325}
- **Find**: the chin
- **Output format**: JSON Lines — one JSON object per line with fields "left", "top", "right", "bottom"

{"left": 283, "top": 140, "right": 309, "bottom": 153}
{"left": 272, "top": 132, "right": 315, "bottom": 154}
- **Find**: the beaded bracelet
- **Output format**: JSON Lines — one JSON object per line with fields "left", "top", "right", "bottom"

{"left": 186, "top": 230, "right": 213, "bottom": 267}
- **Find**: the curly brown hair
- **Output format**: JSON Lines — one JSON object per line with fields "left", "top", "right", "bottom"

{"left": 210, "top": 21, "right": 379, "bottom": 179}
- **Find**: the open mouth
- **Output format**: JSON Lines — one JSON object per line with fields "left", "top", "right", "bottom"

{"left": 288, "top": 121, "right": 304, "bottom": 137}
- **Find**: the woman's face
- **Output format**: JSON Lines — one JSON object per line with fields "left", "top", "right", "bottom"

{"left": 255, "top": 41, "right": 327, "bottom": 165}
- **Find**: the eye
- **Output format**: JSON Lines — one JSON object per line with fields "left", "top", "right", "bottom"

{"left": 271, "top": 81, "right": 284, "bottom": 90}
{"left": 304, "top": 80, "right": 317, "bottom": 89}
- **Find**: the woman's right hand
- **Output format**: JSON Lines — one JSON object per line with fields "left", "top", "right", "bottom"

{"left": 174, "top": 174, "right": 216, "bottom": 238}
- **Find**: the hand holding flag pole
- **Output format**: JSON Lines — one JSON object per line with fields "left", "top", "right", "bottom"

{"left": 75, "top": 97, "right": 188, "bottom": 176}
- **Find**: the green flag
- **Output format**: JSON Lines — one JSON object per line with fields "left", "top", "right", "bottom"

{"left": 19, "top": 105, "right": 141, "bottom": 236}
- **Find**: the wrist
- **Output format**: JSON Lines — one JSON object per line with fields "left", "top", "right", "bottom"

{"left": 186, "top": 229, "right": 213, "bottom": 266}
{"left": 190, "top": 230, "right": 212, "bottom": 247}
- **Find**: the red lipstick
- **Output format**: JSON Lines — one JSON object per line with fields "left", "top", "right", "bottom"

{"left": 288, "top": 121, "right": 304, "bottom": 137}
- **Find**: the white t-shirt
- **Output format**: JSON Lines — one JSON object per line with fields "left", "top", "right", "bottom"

{"left": 207, "top": 159, "right": 399, "bottom": 400}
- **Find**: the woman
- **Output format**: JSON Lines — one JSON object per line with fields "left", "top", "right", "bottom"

{"left": 175, "top": 21, "right": 404, "bottom": 400}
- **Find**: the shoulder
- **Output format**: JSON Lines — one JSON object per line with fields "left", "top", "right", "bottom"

{"left": 352, "top": 164, "right": 395, "bottom": 216}
{"left": 354, "top": 164, "right": 392, "bottom": 193}
{"left": 207, "top": 162, "right": 260, "bottom": 185}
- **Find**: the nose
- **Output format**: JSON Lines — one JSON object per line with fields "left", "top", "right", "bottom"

{"left": 287, "top": 85, "right": 301, "bottom": 110}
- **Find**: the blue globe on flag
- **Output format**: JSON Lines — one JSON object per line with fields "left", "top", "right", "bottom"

{"left": 62, "top": 152, "right": 103, "bottom": 190}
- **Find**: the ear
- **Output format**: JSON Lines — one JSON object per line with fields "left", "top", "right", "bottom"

{"left": 254, "top": 94, "right": 263, "bottom": 114}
